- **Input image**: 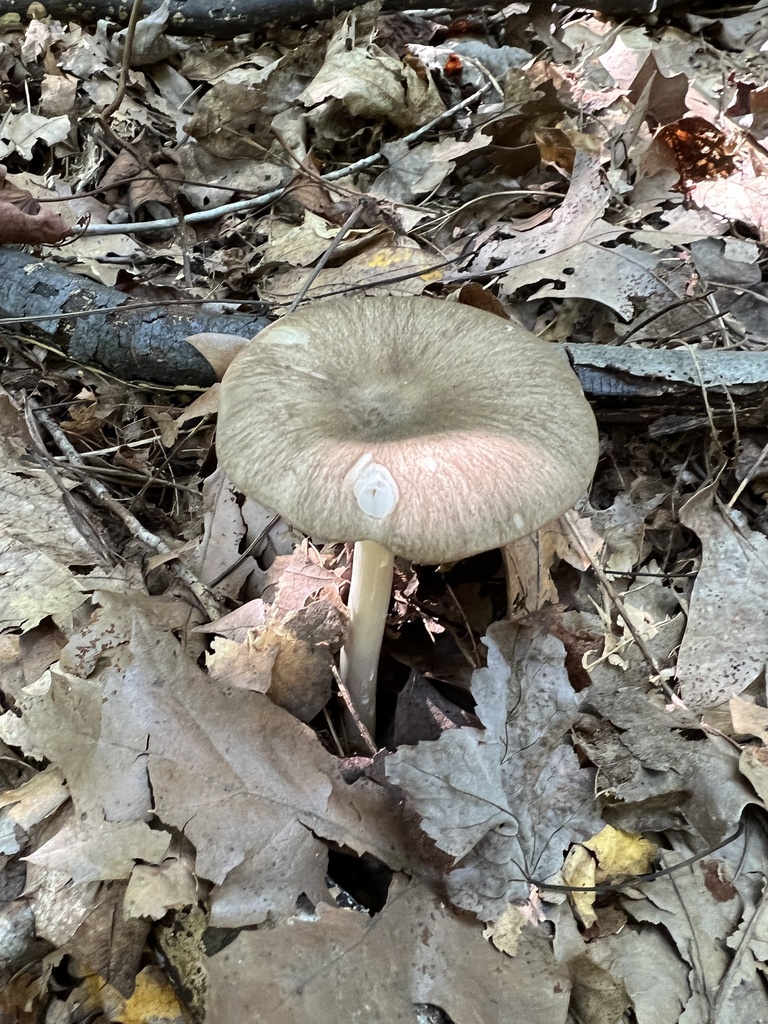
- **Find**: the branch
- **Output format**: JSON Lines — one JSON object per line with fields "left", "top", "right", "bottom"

{"left": 0, "top": 250, "right": 267, "bottom": 386}
{"left": 2, "top": 0, "right": 488, "bottom": 37}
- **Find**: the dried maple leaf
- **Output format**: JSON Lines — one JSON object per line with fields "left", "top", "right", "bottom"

{"left": 387, "top": 621, "right": 602, "bottom": 919}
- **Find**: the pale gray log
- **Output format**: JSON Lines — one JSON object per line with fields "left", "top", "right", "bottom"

{"left": 566, "top": 343, "right": 768, "bottom": 392}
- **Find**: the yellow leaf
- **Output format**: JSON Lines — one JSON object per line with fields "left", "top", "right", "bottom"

{"left": 117, "top": 967, "right": 183, "bottom": 1024}
{"left": 584, "top": 825, "right": 657, "bottom": 880}
{"left": 562, "top": 843, "right": 598, "bottom": 927}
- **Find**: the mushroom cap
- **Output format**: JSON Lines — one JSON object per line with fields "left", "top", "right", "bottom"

{"left": 217, "top": 297, "right": 599, "bottom": 564}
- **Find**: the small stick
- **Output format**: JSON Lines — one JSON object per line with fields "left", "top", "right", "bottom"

{"left": 100, "top": 0, "right": 143, "bottom": 120}
{"left": 206, "top": 514, "right": 280, "bottom": 588}
{"left": 561, "top": 514, "right": 674, "bottom": 696}
{"left": 286, "top": 203, "right": 366, "bottom": 313}
{"left": 331, "top": 661, "right": 378, "bottom": 757}
{"left": 28, "top": 398, "right": 224, "bottom": 621}
{"left": 82, "top": 83, "right": 493, "bottom": 237}
{"left": 727, "top": 439, "right": 768, "bottom": 508}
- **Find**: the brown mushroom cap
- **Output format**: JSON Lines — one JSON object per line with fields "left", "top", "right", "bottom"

{"left": 217, "top": 297, "right": 599, "bottom": 564}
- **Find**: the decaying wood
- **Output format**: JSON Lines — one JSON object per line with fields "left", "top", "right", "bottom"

{"left": 0, "top": 250, "right": 267, "bottom": 387}
{"left": 566, "top": 344, "right": 768, "bottom": 434}
{"left": 1, "top": 0, "right": 484, "bottom": 37}
{"left": 152, "top": 907, "right": 209, "bottom": 1021}
{"left": 2, "top": 0, "right": 688, "bottom": 37}
{"left": 1, "top": 251, "right": 766, "bottom": 430}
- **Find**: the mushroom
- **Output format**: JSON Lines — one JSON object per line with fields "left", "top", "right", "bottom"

{"left": 216, "top": 296, "right": 599, "bottom": 745}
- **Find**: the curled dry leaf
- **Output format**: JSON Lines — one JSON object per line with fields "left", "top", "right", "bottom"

{"left": 299, "top": 19, "right": 445, "bottom": 136}
{"left": 0, "top": 167, "right": 72, "bottom": 243}
{"left": 208, "top": 600, "right": 344, "bottom": 722}
{"left": 185, "top": 332, "right": 250, "bottom": 380}
{"left": 0, "top": 199, "right": 72, "bottom": 244}
{"left": 204, "top": 542, "right": 346, "bottom": 719}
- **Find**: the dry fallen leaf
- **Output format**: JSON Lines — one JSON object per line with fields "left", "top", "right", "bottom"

{"left": 205, "top": 879, "right": 570, "bottom": 1024}
{"left": 26, "top": 818, "right": 170, "bottom": 886}
{"left": 677, "top": 487, "right": 768, "bottom": 711}
{"left": 185, "top": 331, "right": 250, "bottom": 380}
{"left": 3, "top": 0, "right": 768, "bottom": 1016}
{"left": 5, "top": 590, "right": 419, "bottom": 927}
{"left": 0, "top": 198, "right": 72, "bottom": 243}
{"left": 0, "top": 767, "right": 69, "bottom": 854}
{"left": 299, "top": 17, "right": 444, "bottom": 135}
{"left": 387, "top": 621, "right": 602, "bottom": 919}
{"left": 124, "top": 850, "right": 200, "bottom": 922}
{"left": 0, "top": 394, "right": 96, "bottom": 631}
{"left": 563, "top": 824, "right": 657, "bottom": 926}
{"left": 571, "top": 685, "right": 755, "bottom": 845}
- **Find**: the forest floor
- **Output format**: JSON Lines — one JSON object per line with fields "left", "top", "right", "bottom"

{"left": 1, "top": 1, "right": 768, "bottom": 1022}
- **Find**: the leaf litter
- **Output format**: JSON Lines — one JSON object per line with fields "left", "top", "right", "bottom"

{"left": 1, "top": 1, "right": 768, "bottom": 1021}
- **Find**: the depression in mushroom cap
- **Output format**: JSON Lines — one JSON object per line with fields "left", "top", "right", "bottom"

{"left": 216, "top": 297, "right": 599, "bottom": 564}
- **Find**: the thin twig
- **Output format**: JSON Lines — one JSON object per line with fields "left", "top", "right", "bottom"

{"left": 101, "top": 0, "right": 143, "bottom": 120}
{"left": 28, "top": 397, "right": 224, "bottom": 621}
{"left": 727, "top": 440, "right": 768, "bottom": 508}
{"left": 561, "top": 514, "right": 673, "bottom": 695}
{"left": 445, "top": 582, "right": 483, "bottom": 668}
{"left": 619, "top": 290, "right": 716, "bottom": 343}
{"left": 95, "top": 0, "right": 194, "bottom": 275}
{"left": 206, "top": 515, "right": 280, "bottom": 588}
{"left": 287, "top": 202, "right": 366, "bottom": 313}
{"left": 82, "top": 83, "right": 493, "bottom": 237}
{"left": 331, "top": 662, "right": 377, "bottom": 756}
{"left": 48, "top": 458, "right": 197, "bottom": 494}
{"left": 417, "top": 188, "right": 567, "bottom": 234}
{"left": 531, "top": 820, "right": 744, "bottom": 894}
{"left": 0, "top": 296, "right": 265, "bottom": 328}
{"left": 679, "top": 340, "right": 737, "bottom": 457}
{"left": 322, "top": 706, "right": 345, "bottom": 758}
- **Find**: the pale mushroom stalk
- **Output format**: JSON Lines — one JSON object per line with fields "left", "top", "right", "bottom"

{"left": 339, "top": 539, "right": 395, "bottom": 737}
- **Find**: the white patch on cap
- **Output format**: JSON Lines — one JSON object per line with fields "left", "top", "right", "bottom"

{"left": 267, "top": 326, "right": 311, "bottom": 348}
{"left": 513, "top": 512, "right": 526, "bottom": 532}
{"left": 346, "top": 455, "right": 399, "bottom": 519}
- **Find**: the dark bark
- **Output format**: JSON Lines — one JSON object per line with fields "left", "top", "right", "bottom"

{"left": 1, "top": 250, "right": 765, "bottom": 423}
{"left": 556, "top": 0, "right": 678, "bottom": 12}
{"left": 1, "top": 0, "right": 705, "bottom": 38}
{"left": 2, "top": 0, "right": 486, "bottom": 37}
{"left": 0, "top": 250, "right": 269, "bottom": 387}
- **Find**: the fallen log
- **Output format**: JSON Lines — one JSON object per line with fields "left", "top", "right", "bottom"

{"left": 0, "top": 250, "right": 766, "bottom": 434}
{"left": 565, "top": 344, "right": 768, "bottom": 434}
{"left": 2, "top": 0, "right": 689, "bottom": 38}
{"left": 2, "top": 0, "right": 484, "bottom": 37}
{"left": 0, "top": 250, "right": 267, "bottom": 387}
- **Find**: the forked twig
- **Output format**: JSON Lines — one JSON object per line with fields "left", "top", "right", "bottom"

{"left": 28, "top": 397, "right": 224, "bottom": 621}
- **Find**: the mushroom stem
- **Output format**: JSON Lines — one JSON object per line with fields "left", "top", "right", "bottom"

{"left": 339, "top": 539, "right": 395, "bottom": 743}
